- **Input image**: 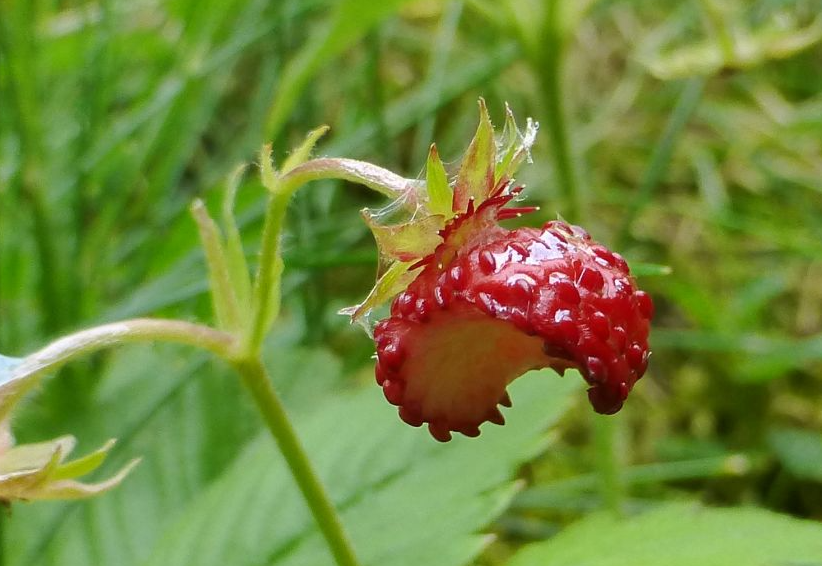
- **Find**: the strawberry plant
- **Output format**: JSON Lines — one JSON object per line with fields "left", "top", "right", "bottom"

{"left": 3, "top": 1, "right": 822, "bottom": 565}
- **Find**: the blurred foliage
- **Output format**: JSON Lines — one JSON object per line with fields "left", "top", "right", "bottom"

{"left": 1, "top": 0, "right": 822, "bottom": 564}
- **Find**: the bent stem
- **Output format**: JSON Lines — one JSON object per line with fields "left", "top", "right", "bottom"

{"left": 3, "top": 319, "right": 235, "bottom": 421}
{"left": 244, "top": 156, "right": 416, "bottom": 356}
{"left": 232, "top": 358, "right": 359, "bottom": 566}
{"left": 10, "top": 319, "right": 234, "bottom": 379}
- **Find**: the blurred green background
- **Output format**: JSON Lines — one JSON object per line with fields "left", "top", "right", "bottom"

{"left": 2, "top": 0, "right": 822, "bottom": 564}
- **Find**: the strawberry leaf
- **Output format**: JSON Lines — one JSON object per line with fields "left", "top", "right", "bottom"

{"left": 142, "top": 373, "right": 580, "bottom": 566}
{"left": 509, "top": 502, "right": 822, "bottom": 566}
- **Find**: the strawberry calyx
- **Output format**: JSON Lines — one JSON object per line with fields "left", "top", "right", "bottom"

{"left": 344, "top": 100, "right": 652, "bottom": 441}
{"left": 341, "top": 100, "right": 538, "bottom": 325}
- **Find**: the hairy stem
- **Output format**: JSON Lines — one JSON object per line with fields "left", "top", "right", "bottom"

{"left": 9, "top": 319, "right": 235, "bottom": 383}
{"left": 232, "top": 358, "right": 360, "bottom": 566}
{"left": 3, "top": 319, "right": 235, "bottom": 423}
{"left": 282, "top": 157, "right": 417, "bottom": 202}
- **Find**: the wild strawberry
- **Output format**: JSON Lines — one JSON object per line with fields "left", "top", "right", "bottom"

{"left": 343, "top": 100, "right": 652, "bottom": 441}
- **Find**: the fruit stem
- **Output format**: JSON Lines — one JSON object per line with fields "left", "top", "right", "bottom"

{"left": 593, "top": 413, "right": 625, "bottom": 515}
{"left": 232, "top": 357, "right": 360, "bottom": 566}
{"left": 245, "top": 157, "right": 417, "bottom": 357}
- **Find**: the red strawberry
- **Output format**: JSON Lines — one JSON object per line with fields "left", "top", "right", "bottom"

{"left": 373, "top": 190, "right": 652, "bottom": 441}
{"left": 346, "top": 100, "right": 652, "bottom": 441}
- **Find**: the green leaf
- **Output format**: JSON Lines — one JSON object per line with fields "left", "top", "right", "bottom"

{"left": 143, "top": 372, "right": 580, "bottom": 566}
{"left": 220, "top": 164, "right": 253, "bottom": 319}
{"left": 453, "top": 98, "right": 495, "bottom": 212}
{"left": 768, "top": 427, "right": 822, "bottom": 483}
{"left": 509, "top": 502, "right": 822, "bottom": 566}
{"left": 425, "top": 143, "right": 453, "bottom": 217}
{"left": 50, "top": 439, "right": 117, "bottom": 481}
{"left": 7, "top": 338, "right": 329, "bottom": 566}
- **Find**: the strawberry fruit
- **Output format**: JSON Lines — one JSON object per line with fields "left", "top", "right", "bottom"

{"left": 345, "top": 101, "right": 652, "bottom": 441}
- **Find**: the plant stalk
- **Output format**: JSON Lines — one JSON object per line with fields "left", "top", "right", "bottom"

{"left": 3, "top": 319, "right": 235, "bottom": 423}
{"left": 233, "top": 358, "right": 360, "bottom": 566}
{"left": 8, "top": 319, "right": 235, "bottom": 384}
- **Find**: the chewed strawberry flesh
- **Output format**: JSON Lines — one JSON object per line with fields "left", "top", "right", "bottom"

{"left": 374, "top": 218, "right": 652, "bottom": 441}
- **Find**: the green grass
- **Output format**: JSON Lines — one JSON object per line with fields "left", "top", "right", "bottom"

{"left": 2, "top": 0, "right": 822, "bottom": 564}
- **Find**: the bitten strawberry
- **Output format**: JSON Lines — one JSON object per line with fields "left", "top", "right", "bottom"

{"left": 344, "top": 100, "right": 652, "bottom": 441}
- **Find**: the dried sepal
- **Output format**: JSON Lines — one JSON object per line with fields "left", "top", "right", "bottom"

{"left": 496, "top": 103, "right": 538, "bottom": 184}
{"left": 0, "top": 435, "right": 139, "bottom": 503}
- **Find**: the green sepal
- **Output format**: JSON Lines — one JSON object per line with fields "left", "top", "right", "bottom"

{"left": 221, "top": 165, "right": 253, "bottom": 321}
{"left": 0, "top": 435, "right": 139, "bottom": 503}
{"left": 259, "top": 144, "right": 278, "bottom": 191}
{"left": 340, "top": 261, "right": 420, "bottom": 324}
{"left": 51, "top": 438, "right": 117, "bottom": 481}
{"left": 191, "top": 199, "right": 242, "bottom": 332}
{"left": 281, "top": 125, "right": 331, "bottom": 175}
{"left": 362, "top": 210, "right": 445, "bottom": 263}
{"left": 453, "top": 98, "right": 495, "bottom": 211}
{"left": 425, "top": 144, "right": 453, "bottom": 217}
